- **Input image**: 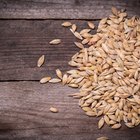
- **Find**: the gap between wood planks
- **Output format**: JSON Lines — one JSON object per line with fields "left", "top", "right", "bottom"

{"left": 0, "top": 80, "right": 39, "bottom": 82}
{"left": 0, "top": 18, "right": 101, "bottom": 21}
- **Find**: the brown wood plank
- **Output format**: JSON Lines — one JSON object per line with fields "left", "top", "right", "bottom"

{"left": 0, "top": 81, "right": 139, "bottom": 140}
{"left": 0, "top": 0, "right": 140, "bottom": 19}
{"left": 0, "top": 19, "right": 98, "bottom": 81}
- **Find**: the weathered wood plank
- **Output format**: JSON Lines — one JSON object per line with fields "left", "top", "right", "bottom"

{"left": 0, "top": 0, "right": 140, "bottom": 19}
{"left": 0, "top": 19, "right": 97, "bottom": 81}
{"left": 0, "top": 82, "right": 139, "bottom": 140}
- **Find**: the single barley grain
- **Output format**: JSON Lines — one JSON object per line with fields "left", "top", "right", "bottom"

{"left": 49, "top": 39, "right": 61, "bottom": 45}
{"left": 88, "top": 21, "right": 95, "bottom": 29}
{"left": 37, "top": 55, "right": 45, "bottom": 67}
{"left": 72, "top": 24, "right": 77, "bottom": 32}
{"left": 62, "top": 21, "right": 72, "bottom": 27}
{"left": 98, "top": 117, "right": 105, "bottom": 129}
{"left": 50, "top": 107, "right": 58, "bottom": 113}
{"left": 74, "top": 42, "right": 84, "bottom": 49}
{"left": 40, "top": 77, "right": 51, "bottom": 84}
{"left": 56, "top": 69, "right": 63, "bottom": 79}
{"left": 96, "top": 137, "right": 109, "bottom": 140}
{"left": 49, "top": 78, "right": 61, "bottom": 83}
{"left": 111, "top": 123, "right": 121, "bottom": 129}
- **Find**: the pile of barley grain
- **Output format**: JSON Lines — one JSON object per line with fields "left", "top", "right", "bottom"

{"left": 38, "top": 7, "right": 140, "bottom": 129}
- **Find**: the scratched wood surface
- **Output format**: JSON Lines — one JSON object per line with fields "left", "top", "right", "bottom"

{"left": 0, "top": 0, "right": 140, "bottom": 140}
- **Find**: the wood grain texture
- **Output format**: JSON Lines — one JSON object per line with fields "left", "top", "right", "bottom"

{"left": 0, "top": 1, "right": 140, "bottom": 139}
{"left": 0, "top": 82, "right": 139, "bottom": 140}
{"left": 0, "top": 0, "right": 140, "bottom": 19}
{"left": 0, "top": 19, "right": 97, "bottom": 81}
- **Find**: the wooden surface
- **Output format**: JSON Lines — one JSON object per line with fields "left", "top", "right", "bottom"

{"left": 0, "top": 0, "right": 140, "bottom": 140}
{"left": 0, "top": 0, "right": 140, "bottom": 19}
{"left": 0, "top": 20, "right": 98, "bottom": 80}
{"left": 0, "top": 82, "right": 140, "bottom": 140}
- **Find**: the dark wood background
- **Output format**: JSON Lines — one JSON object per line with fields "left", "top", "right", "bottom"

{"left": 0, "top": 0, "right": 140, "bottom": 140}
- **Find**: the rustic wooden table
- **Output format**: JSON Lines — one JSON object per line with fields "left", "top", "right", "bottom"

{"left": 0, "top": 0, "right": 140, "bottom": 140}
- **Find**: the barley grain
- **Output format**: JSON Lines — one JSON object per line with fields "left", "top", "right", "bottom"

{"left": 39, "top": 7, "right": 140, "bottom": 130}
{"left": 88, "top": 21, "right": 95, "bottom": 29}
{"left": 40, "top": 76, "right": 51, "bottom": 84}
{"left": 62, "top": 74, "right": 68, "bottom": 85}
{"left": 74, "top": 32, "right": 83, "bottom": 40}
{"left": 56, "top": 69, "right": 63, "bottom": 79}
{"left": 111, "top": 7, "right": 118, "bottom": 16}
{"left": 37, "top": 55, "right": 45, "bottom": 67}
{"left": 50, "top": 107, "right": 58, "bottom": 113}
{"left": 80, "top": 29, "right": 91, "bottom": 35}
{"left": 72, "top": 24, "right": 77, "bottom": 32}
{"left": 62, "top": 21, "right": 72, "bottom": 27}
{"left": 74, "top": 42, "right": 84, "bottom": 49}
{"left": 49, "top": 39, "right": 61, "bottom": 45}
{"left": 98, "top": 117, "right": 105, "bottom": 129}
{"left": 86, "top": 111, "right": 96, "bottom": 116}
{"left": 96, "top": 137, "right": 109, "bottom": 140}
{"left": 111, "top": 123, "right": 121, "bottom": 129}
{"left": 49, "top": 78, "right": 61, "bottom": 83}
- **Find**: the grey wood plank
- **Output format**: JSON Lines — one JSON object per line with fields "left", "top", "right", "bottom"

{"left": 0, "top": 19, "right": 97, "bottom": 80}
{"left": 0, "top": 81, "right": 139, "bottom": 140}
{"left": 0, "top": 0, "right": 140, "bottom": 19}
